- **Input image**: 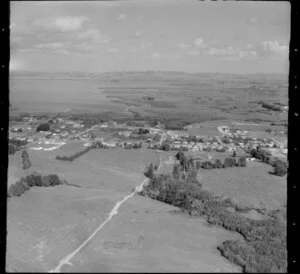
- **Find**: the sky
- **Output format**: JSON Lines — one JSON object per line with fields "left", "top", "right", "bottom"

{"left": 10, "top": 0, "right": 290, "bottom": 74}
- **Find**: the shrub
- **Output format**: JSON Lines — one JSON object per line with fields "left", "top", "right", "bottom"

{"left": 172, "top": 164, "right": 181, "bottom": 179}
{"left": 201, "top": 161, "right": 214, "bottom": 169}
{"left": 144, "top": 164, "right": 155, "bottom": 179}
{"left": 273, "top": 161, "right": 288, "bottom": 176}
{"left": 175, "top": 150, "right": 185, "bottom": 161}
{"left": 196, "top": 161, "right": 202, "bottom": 170}
{"left": 9, "top": 144, "right": 17, "bottom": 155}
{"left": 48, "top": 174, "right": 61, "bottom": 186}
{"left": 36, "top": 123, "right": 50, "bottom": 132}
{"left": 215, "top": 159, "right": 223, "bottom": 168}
{"left": 223, "top": 138, "right": 231, "bottom": 144}
{"left": 224, "top": 157, "right": 236, "bottom": 168}
{"left": 21, "top": 150, "right": 31, "bottom": 169}
{"left": 42, "top": 176, "right": 50, "bottom": 187}
{"left": 236, "top": 156, "right": 247, "bottom": 167}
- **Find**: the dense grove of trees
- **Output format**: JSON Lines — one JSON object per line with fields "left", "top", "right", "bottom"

{"left": 174, "top": 151, "right": 246, "bottom": 172}
{"left": 9, "top": 139, "right": 28, "bottom": 155}
{"left": 36, "top": 123, "right": 51, "bottom": 132}
{"left": 140, "top": 159, "right": 287, "bottom": 273}
{"left": 7, "top": 173, "right": 62, "bottom": 198}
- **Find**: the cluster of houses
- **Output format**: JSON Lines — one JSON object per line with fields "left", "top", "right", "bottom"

{"left": 10, "top": 114, "right": 287, "bottom": 157}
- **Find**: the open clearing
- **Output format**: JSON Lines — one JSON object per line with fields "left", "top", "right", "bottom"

{"left": 198, "top": 161, "right": 286, "bottom": 210}
{"left": 7, "top": 150, "right": 242, "bottom": 273}
{"left": 6, "top": 185, "right": 125, "bottom": 272}
{"left": 55, "top": 195, "right": 242, "bottom": 273}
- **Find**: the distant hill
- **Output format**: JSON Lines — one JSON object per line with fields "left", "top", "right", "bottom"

{"left": 10, "top": 70, "right": 288, "bottom": 83}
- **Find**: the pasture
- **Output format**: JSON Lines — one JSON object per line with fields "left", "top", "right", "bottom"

{"left": 198, "top": 161, "right": 286, "bottom": 211}
{"left": 58, "top": 195, "right": 242, "bottom": 273}
{"left": 6, "top": 185, "right": 125, "bottom": 272}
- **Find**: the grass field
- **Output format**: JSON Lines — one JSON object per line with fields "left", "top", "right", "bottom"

{"left": 9, "top": 146, "right": 158, "bottom": 193}
{"left": 6, "top": 185, "right": 125, "bottom": 272}
{"left": 198, "top": 161, "right": 286, "bottom": 210}
{"left": 58, "top": 195, "right": 242, "bottom": 273}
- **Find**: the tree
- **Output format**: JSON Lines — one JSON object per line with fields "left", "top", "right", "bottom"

{"left": 273, "top": 161, "right": 288, "bottom": 176}
{"left": 187, "top": 158, "right": 195, "bottom": 169}
{"left": 144, "top": 164, "right": 154, "bottom": 179}
{"left": 172, "top": 164, "right": 181, "bottom": 179}
{"left": 161, "top": 142, "right": 170, "bottom": 151}
{"left": 201, "top": 161, "right": 214, "bottom": 169}
{"left": 9, "top": 144, "right": 17, "bottom": 155}
{"left": 223, "top": 138, "right": 231, "bottom": 144}
{"left": 36, "top": 123, "right": 50, "bottom": 132}
{"left": 175, "top": 150, "right": 185, "bottom": 162}
{"left": 215, "top": 159, "right": 223, "bottom": 168}
{"left": 224, "top": 157, "right": 236, "bottom": 168}
{"left": 21, "top": 150, "right": 31, "bottom": 169}
{"left": 180, "top": 156, "right": 189, "bottom": 172}
{"left": 236, "top": 156, "right": 247, "bottom": 167}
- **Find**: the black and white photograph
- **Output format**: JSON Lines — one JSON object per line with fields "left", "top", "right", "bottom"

{"left": 7, "top": 0, "right": 289, "bottom": 272}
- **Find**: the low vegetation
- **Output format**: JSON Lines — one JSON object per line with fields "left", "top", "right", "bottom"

{"left": 261, "top": 102, "right": 282, "bottom": 112}
{"left": 7, "top": 173, "right": 63, "bottom": 198}
{"left": 141, "top": 151, "right": 286, "bottom": 273}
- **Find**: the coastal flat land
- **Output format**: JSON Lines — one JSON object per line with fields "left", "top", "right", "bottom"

{"left": 7, "top": 72, "right": 287, "bottom": 272}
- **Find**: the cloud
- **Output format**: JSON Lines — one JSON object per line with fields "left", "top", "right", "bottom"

{"left": 206, "top": 46, "right": 236, "bottom": 56}
{"left": 53, "top": 16, "right": 88, "bottom": 32}
{"left": 262, "top": 40, "right": 288, "bottom": 53}
{"left": 238, "top": 50, "right": 257, "bottom": 59}
{"left": 108, "top": 48, "right": 119, "bottom": 53}
{"left": 178, "top": 43, "right": 189, "bottom": 49}
{"left": 77, "top": 28, "right": 111, "bottom": 43}
{"left": 194, "top": 37, "right": 204, "bottom": 48}
{"left": 10, "top": 59, "right": 25, "bottom": 71}
{"left": 116, "top": 14, "right": 126, "bottom": 21}
{"left": 75, "top": 42, "right": 93, "bottom": 52}
{"left": 152, "top": 52, "right": 161, "bottom": 58}
{"left": 135, "top": 30, "right": 143, "bottom": 37}
{"left": 187, "top": 50, "right": 199, "bottom": 55}
{"left": 248, "top": 17, "right": 258, "bottom": 24}
{"left": 205, "top": 45, "right": 257, "bottom": 60}
{"left": 35, "top": 42, "right": 65, "bottom": 49}
{"left": 127, "top": 46, "right": 145, "bottom": 52}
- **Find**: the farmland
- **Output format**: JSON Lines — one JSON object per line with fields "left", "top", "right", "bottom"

{"left": 199, "top": 161, "right": 287, "bottom": 210}
{"left": 7, "top": 71, "right": 287, "bottom": 272}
